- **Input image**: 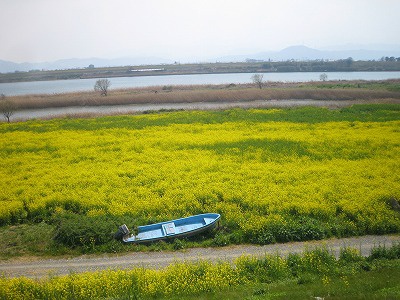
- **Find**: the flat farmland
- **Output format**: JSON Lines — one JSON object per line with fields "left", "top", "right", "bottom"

{"left": 1, "top": 104, "right": 400, "bottom": 299}
{"left": 0, "top": 105, "right": 399, "bottom": 253}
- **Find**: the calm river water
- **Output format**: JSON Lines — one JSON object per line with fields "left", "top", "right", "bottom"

{"left": 1, "top": 71, "right": 400, "bottom": 96}
{"left": 15, "top": 99, "right": 388, "bottom": 122}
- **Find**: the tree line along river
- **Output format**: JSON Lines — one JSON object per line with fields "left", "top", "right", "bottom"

{"left": 1, "top": 71, "right": 400, "bottom": 96}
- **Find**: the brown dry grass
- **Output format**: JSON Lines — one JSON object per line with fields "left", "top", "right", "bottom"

{"left": 9, "top": 82, "right": 400, "bottom": 110}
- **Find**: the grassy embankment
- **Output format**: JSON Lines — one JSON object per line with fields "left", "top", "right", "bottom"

{"left": 1, "top": 245, "right": 400, "bottom": 299}
{"left": 0, "top": 104, "right": 399, "bottom": 258}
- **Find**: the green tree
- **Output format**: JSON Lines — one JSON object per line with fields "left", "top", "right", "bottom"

{"left": 345, "top": 57, "right": 353, "bottom": 67}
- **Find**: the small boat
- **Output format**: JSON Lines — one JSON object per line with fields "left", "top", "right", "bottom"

{"left": 119, "top": 213, "right": 221, "bottom": 243}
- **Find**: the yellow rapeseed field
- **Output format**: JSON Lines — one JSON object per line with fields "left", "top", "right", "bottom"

{"left": 0, "top": 107, "right": 399, "bottom": 242}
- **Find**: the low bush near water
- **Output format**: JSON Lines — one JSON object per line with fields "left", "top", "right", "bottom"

{"left": 0, "top": 105, "right": 399, "bottom": 249}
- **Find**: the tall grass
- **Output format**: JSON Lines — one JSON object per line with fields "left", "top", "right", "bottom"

{"left": 8, "top": 80, "right": 400, "bottom": 110}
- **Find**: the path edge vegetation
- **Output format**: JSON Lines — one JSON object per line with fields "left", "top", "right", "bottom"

{"left": 0, "top": 243, "right": 399, "bottom": 299}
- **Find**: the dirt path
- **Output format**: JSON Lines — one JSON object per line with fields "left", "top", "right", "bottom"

{"left": 13, "top": 98, "right": 400, "bottom": 121}
{"left": 0, "top": 235, "right": 398, "bottom": 278}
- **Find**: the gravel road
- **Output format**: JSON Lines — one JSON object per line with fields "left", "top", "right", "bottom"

{"left": 1, "top": 235, "right": 398, "bottom": 278}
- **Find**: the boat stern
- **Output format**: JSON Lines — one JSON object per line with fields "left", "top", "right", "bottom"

{"left": 115, "top": 224, "right": 130, "bottom": 240}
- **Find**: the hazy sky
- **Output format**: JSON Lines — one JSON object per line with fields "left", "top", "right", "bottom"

{"left": 1, "top": 0, "right": 400, "bottom": 63}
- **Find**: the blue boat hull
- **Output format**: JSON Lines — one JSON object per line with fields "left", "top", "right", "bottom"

{"left": 122, "top": 213, "right": 221, "bottom": 243}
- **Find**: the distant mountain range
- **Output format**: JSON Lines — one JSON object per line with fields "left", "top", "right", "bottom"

{"left": 1, "top": 45, "right": 400, "bottom": 73}
{"left": 217, "top": 45, "right": 400, "bottom": 62}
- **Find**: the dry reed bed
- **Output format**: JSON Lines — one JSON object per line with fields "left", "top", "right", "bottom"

{"left": 10, "top": 83, "right": 400, "bottom": 110}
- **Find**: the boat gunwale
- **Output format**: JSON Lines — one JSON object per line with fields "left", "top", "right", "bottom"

{"left": 122, "top": 213, "right": 221, "bottom": 243}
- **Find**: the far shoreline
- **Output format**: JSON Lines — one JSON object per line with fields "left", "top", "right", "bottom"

{"left": 1, "top": 60, "right": 400, "bottom": 84}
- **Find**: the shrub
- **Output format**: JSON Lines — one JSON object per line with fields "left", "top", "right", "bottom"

{"left": 248, "top": 217, "right": 326, "bottom": 245}
{"left": 172, "top": 238, "right": 186, "bottom": 250}
{"left": 339, "top": 247, "right": 363, "bottom": 263}
{"left": 369, "top": 243, "right": 400, "bottom": 260}
{"left": 52, "top": 213, "right": 125, "bottom": 248}
{"left": 287, "top": 253, "right": 302, "bottom": 276}
{"left": 300, "top": 248, "right": 337, "bottom": 274}
{"left": 211, "top": 230, "right": 228, "bottom": 246}
{"left": 235, "top": 254, "right": 290, "bottom": 283}
{"left": 162, "top": 85, "right": 173, "bottom": 91}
